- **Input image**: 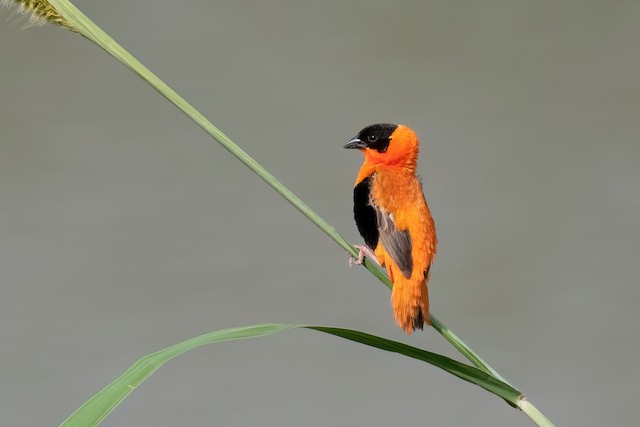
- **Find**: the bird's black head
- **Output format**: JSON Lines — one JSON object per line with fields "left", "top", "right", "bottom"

{"left": 344, "top": 123, "right": 398, "bottom": 153}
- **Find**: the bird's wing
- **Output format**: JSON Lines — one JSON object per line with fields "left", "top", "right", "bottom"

{"left": 372, "top": 199, "right": 413, "bottom": 278}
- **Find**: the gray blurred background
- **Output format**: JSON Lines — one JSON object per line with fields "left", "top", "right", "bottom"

{"left": 1, "top": 1, "right": 639, "bottom": 425}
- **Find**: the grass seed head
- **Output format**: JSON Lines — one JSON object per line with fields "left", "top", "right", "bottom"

{"left": 2, "top": 0, "right": 76, "bottom": 31}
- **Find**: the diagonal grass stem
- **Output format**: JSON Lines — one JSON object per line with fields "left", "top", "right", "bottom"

{"left": 34, "top": 1, "right": 553, "bottom": 424}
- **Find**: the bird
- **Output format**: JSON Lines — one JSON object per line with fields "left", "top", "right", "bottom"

{"left": 344, "top": 123, "right": 437, "bottom": 335}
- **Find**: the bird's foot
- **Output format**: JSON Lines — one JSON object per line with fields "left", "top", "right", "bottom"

{"left": 349, "top": 245, "right": 379, "bottom": 267}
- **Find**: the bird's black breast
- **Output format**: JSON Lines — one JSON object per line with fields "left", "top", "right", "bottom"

{"left": 353, "top": 175, "right": 378, "bottom": 251}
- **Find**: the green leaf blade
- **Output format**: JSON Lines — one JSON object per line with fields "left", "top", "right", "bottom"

{"left": 60, "top": 323, "right": 300, "bottom": 427}
{"left": 306, "top": 326, "right": 522, "bottom": 404}
{"left": 60, "top": 324, "right": 521, "bottom": 427}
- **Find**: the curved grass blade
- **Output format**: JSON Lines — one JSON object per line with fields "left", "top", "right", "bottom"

{"left": 308, "top": 326, "right": 521, "bottom": 403}
{"left": 60, "top": 324, "right": 521, "bottom": 427}
{"left": 59, "top": 324, "right": 299, "bottom": 427}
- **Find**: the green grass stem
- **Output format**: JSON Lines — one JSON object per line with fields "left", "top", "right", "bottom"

{"left": 29, "top": 1, "right": 555, "bottom": 425}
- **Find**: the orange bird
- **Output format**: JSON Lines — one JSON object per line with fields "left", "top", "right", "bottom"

{"left": 344, "top": 124, "right": 437, "bottom": 335}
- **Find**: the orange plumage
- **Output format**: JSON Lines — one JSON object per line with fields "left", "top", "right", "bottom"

{"left": 345, "top": 124, "right": 437, "bottom": 334}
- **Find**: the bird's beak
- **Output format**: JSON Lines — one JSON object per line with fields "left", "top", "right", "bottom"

{"left": 344, "top": 137, "right": 366, "bottom": 149}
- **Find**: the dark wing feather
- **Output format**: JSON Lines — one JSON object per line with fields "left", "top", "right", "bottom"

{"left": 372, "top": 198, "right": 413, "bottom": 278}
{"left": 353, "top": 176, "right": 379, "bottom": 251}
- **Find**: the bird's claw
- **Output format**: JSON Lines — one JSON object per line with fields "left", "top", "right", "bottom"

{"left": 348, "top": 245, "right": 379, "bottom": 267}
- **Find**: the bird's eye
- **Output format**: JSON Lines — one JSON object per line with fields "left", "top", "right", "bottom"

{"left": 367, "top": 134, "right": 379, "bottom": 143}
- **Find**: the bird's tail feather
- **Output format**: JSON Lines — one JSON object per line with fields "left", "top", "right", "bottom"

{"left": 390, "top": 272, "right": 430, "bottom": 335}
